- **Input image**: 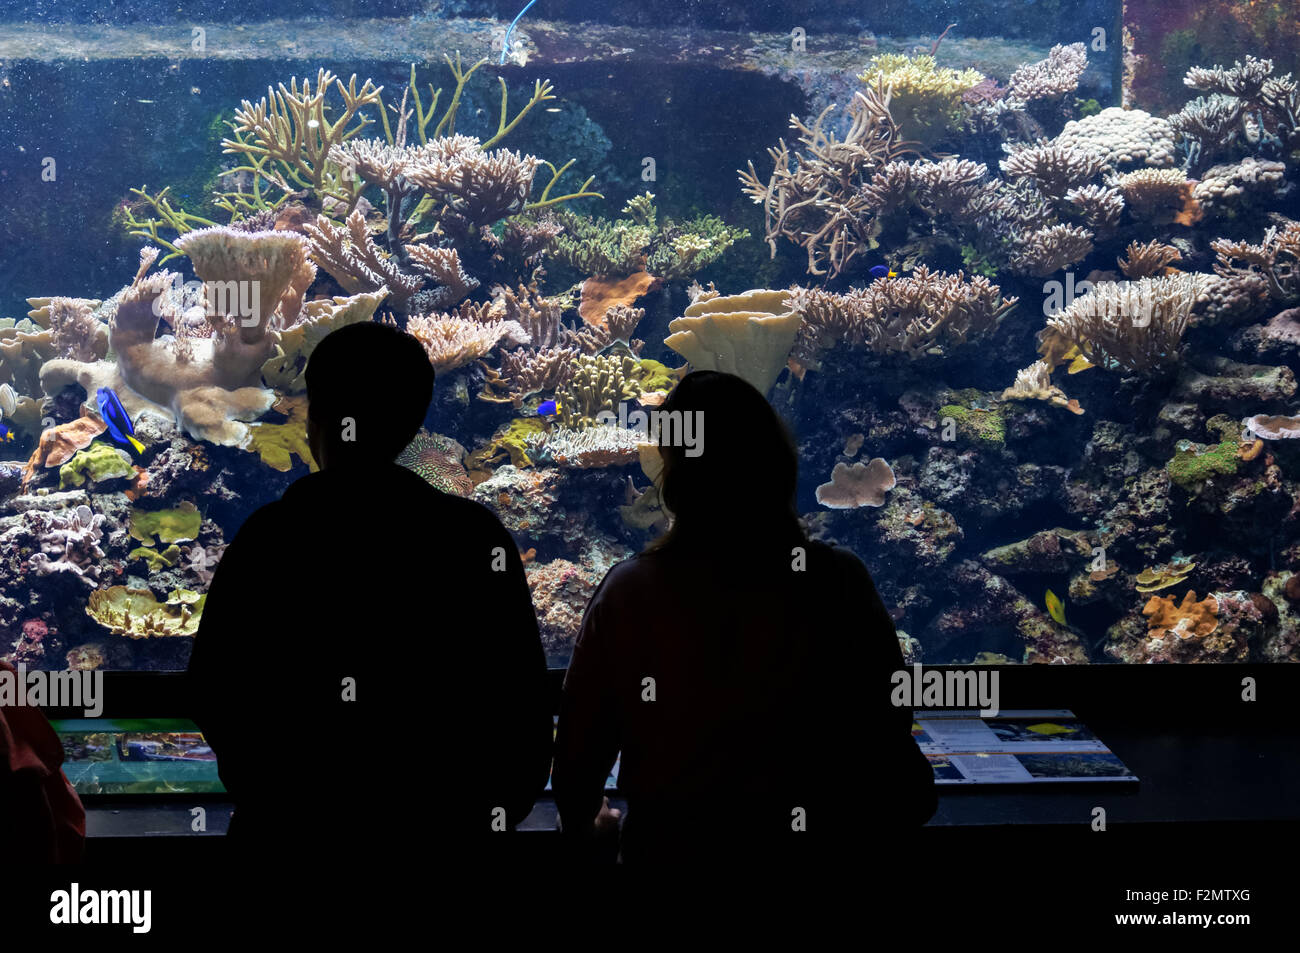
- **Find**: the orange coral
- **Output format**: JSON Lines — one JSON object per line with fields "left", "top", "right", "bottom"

{"left": 22, "top": 411, "right": 107, "bottom": 486}
{"left": 124, "top": 466, "right": 150, "bottom": 502}
{"left": 1142, "top": 590, "right": 1219, "bottom": 641}
{"left": 578, "top": 271, "right": 661, "bottom": 326}
{"left": 1237, "top": 438, "right": 1265, "bottom": 461}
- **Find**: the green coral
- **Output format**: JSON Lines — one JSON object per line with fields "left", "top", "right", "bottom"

{"left": 243, "top": 396, "right": 317, "bottom": 472}
{"left": 545, "top": 192, "right": 747, "bottom": 280}
{"left": 634, "top": 358, "right": 686, "bottom": 393}
{"left": 59, "top": 442, "right": 133, "bottom": 490}
{"left": 86, "top": 587, "right": 206, "bottom": 639}
{"left": 129, "top": 500, "right": 202, "bottom": 546}
{"left": 859, "top": 53, "right": 984, "bottom": 150}
{"left": 1167, "top": 415, "right": 1242, "bottom": 492}
{"left": 129, "top": 544, "right": 184, "bottom": 571}
{"left": 467, "top": 417, "right": 548, "bottom": 469}
{"left": 939, "top": 398, "right": 1006, "bottom": 446}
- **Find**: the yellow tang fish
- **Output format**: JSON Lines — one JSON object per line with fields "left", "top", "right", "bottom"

{"left": 1045, "top": 589, "right": 1066, "bottom": 625}
{"left": 1026, "top": 722, "right": 1076, "bottom": 735}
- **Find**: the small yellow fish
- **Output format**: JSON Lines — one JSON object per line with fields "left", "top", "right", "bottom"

{"left": 1045, "top": 589, "right": 1066, "bottom": 625}
{"left": 1026, "top": 722, "right": 1076, "bottom": 735}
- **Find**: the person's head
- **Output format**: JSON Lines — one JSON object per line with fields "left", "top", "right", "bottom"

{"left": 650, "top": 370, "right": 802, "bottom": 549}
{"left": 305, "top": 321, "right": 434, "bottom": 469}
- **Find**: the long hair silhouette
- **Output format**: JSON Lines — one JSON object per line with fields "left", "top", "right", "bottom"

{"left": 649, "top": 370, "right": 804, "bottom": 554}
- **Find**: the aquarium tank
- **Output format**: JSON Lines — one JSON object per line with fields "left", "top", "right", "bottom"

{"left": 1, "top": 0, "right": 1299, "bottom": 673}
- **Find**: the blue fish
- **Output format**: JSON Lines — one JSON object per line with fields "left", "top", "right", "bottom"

{"left": 870, "top": 264, "right": 898, "bottom": 280}
{"left": 536, "top": 399, "right": 557, "bottom": 417}
{"left": 0, "top": 423, "right": 13, "bottom": 443}
{"left": 95, "top": 387, "right": 145, "bottom": 453}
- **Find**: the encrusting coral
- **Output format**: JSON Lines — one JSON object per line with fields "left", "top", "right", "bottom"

{"left": 1142, "top": 590, "right": 1219, "bottom": 641}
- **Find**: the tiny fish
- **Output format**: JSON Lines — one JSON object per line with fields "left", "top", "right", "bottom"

{"left": 1045, "top": 589, "right": 1067, "bottom": 626}
{"left": 96, "top": 387, "right": 145, "bottom": 454}
{"left": 0, "top": 422, "right": 13, "bottom": 442}
{"left": 869, "top": 264, "right": 898, "bottom": 280}
{"left": 1026, "top": 722, "right": 1077, "bottom": 735}
{"left": 536, "top": 399, "right": 558, "bottom": 417}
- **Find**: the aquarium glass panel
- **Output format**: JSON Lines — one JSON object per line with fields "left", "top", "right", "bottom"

{"left": 2, "top": 1, "right": 1298, "bottom": 670}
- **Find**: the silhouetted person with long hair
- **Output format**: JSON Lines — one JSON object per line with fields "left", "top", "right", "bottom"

{"left": 552, "top": 370, "right": 935, "bottom": 863}
{"left": 188, "top": 322, "right": 551, "bottom": 874}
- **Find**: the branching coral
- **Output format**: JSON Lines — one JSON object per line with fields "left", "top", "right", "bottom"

{"left": 1180, "top": 57, "right": 1300, "bottom": 164}
{"left": 1008, "top": 224, "right": 1095, "bottom": 278}
{"left": 1005, "top": 43, "right": 1089, "bottom": 104}
{"left": 1065, "top": 185, "right": 1125, "bottom": 233}
{"left": 1118, "top": 240, "right": 1182, "bottom": 279}
{"left": 1045, "top": 274, "right": 1205, "bottom": 373}
{"left": 1111, "top": 168, "right": 1201, "bottom": 224}
{"left": 224, "top": 69, "right": 384, "bottom": 214}
{"left": 999, "top": 139, "right": 1109, "bottom": 200}
{"left": 546, "top": 192, "right": 746, "bottom": 281}
{"left": 739, "top": 82, "right": 909, "bottom": 278}
{"left": 554, "top": 353, "right": 641, "bottom": 429}
{"left": 1211, "top": 220, "right": 1300, "bottom": 303}
{"left": 405, "top": 311, "right": 520, "bottom": 374}
{"left": 480, "top": 345, "right": 579, "bottom": 403}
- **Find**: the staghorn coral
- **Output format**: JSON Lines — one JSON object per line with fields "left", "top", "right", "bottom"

{"left": 1182, "top": 57, "right": 1300, "bottom": 162}
{"left": 791, "top": 267, "right": 1016, "bottom": 366}
{"left": 404, "top": 312, "right": 519, "bottom": 374}
{"left": 26, "top": 504, "right": 106, "bottom": 587}
{"left": 665, "top": 288, "right": 801, "bottom": 394}
{"left": 859, "top": 53, "right": 984, "bottom": 150}
{"left": 739, "top": 82, "right": 909, "bottom": 278}
{"left": 547, "top": 193, "right": 746, "bottom": 283}
{"left": 524, "top": 425, "right": 645, "bottom": 469}
{"left": 1008, "top": 224, "right": 1095, "bottom": 278}
{"left": 1169, "top": 95, "right": 1247, "bottom": 169}
{"left": 224, "top": 69, "right": 384, "bottom": 214}
{"left": 554, "top": 353, "right": 641, "bottom": 429}
{"left": 480, "top": 345, "right": 579, "bottom": 404}
{"left": 999, "top": 139, "right": 1109, "bottom": 200}
{"left": 1053, "top": 107, "right": 1177, "bottom": 169}
{"left": 1046, "top": 274, "right": 1205, "bottom": 373}
{"left": 1118, "top": 240, "right": 1183, "bottom": 279}
{"left": 1211, "top": 221, "right": 1300, "bottom": 303}
{"left": 815, "top": 459, "right": 897, "bottom": 509}
{"left": 1005, "top": 43, "right": 1089, "bottom": 104}
{"left": 1065, "top": 185, "right": 1125, "bottom": 233}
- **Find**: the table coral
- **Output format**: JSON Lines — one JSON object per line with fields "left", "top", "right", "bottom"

{"left": 666, "top": 288, "right": 801, "bottom": 394}
{"left": 85, "top": 587, "right": 205, "bottom": 639}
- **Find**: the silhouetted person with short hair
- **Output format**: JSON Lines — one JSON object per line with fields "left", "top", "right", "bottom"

{"left": 552, "top": 370, "right": 936, "bottom": 864}
{"left": 188, "top": 321, "right": 551, "bottom": 873}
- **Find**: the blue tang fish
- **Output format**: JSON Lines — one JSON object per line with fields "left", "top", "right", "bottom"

{"left": 536, "top": 399, "right": 558, "bottom": 417}
{"left": 96, "top": 387, "right": 145, "bottom": 453}
{"left": 870, "top": 265, "right": 898, "bottom": 280}
{"left": 0, "top": 423, "right": 13, "bottom": 443}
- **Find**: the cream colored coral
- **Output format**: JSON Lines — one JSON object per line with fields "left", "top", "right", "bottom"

{"left": 665, "top": 289, "right": 800, "bottom": 394}
{"left": 1054, "top": 108, "right": 1176, "bottom": 169}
